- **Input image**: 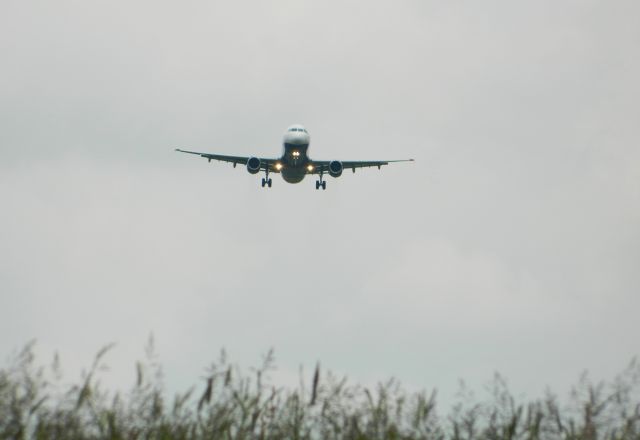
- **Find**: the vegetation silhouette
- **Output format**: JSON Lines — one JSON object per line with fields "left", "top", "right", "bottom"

{"left": 1, "top": 341, "right": 639, "bottom": 439}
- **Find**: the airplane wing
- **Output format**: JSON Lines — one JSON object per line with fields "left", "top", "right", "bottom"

{"left": 175, "top": 149, "right": 281, "bottom": 172}
{"left": 310, "top": 159, "right": 414, "bottom": 174}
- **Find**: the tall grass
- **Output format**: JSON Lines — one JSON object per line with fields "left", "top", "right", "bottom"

{"left": 1, "top": 341, "right": 639, "bottom": 439}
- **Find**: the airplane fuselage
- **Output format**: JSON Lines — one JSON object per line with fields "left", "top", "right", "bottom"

{"left": 279, "top": 124, "right": 312, "bottom": 184}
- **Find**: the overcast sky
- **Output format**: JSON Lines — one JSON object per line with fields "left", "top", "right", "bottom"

{"left": 1, "top": 0, "right": 639, "bottom": 409}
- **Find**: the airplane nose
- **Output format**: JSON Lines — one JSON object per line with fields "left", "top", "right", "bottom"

{"left": 289, "top": 132, "right": 308, "bottom": 144}
{"left": 283, "top": 127, "right": 310, "bottom": 146}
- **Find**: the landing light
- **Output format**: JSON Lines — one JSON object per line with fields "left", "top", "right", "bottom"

{"left": 292, "top": 151, "right": 300, "bottom": 157}
{"left": 307, "top": 165, "right": 314, "bottom": 172}
{"left": 275, "top": 163, "right": 283, "bottom": 171}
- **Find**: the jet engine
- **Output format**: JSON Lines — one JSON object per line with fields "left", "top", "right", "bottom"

{"left": 328, "top": 160, "right": 343, "bottom": 178}
{"left": 246, "top": 157, "right": 261, "bottom": 174}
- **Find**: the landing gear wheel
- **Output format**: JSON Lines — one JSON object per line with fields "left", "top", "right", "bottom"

{"left": 322, "top": 181, "right": 327, "bottom": 190}
{"left": 261, "top": 178, "right": 266, "bottom": 187}
{"left": 315, "top": 181, "right": 320, "bottom": 190}
{"left": 267, "top": 178, "right": 272, "bottom": 188}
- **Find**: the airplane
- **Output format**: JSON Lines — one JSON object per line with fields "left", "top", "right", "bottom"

{"left": 176, "top": 124, "right": 414, "bottom": 190}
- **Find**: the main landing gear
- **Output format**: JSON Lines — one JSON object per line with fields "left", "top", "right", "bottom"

{"left": 261, "top": 169, "right": 272, "bottom": 188}
{"left": 315, "top": 172, "right": 326, "bottom": 190}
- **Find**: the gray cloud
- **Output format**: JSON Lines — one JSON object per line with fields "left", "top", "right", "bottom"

{"left": 1, "top": 0, "right": 639, "bottom": 408}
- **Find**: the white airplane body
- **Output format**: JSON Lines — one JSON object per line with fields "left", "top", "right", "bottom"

{"left": 176, "top": 124, "right": 413, "bottom": 190}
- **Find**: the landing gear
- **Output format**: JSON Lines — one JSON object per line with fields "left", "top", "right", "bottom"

{"left": 261, "top": 169, "right": 272, "bottom": 188}
{"left": 315, "top": 172, "right": 326, "bottom": 190}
